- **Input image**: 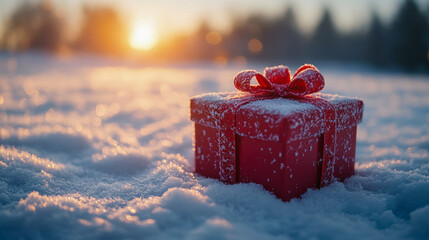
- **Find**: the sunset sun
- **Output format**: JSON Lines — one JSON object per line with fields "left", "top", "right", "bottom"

{"left": 129, "top": 21, "right": 158, "bottom": 51}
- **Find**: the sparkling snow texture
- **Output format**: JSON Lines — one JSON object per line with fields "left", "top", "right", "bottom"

{"left": 0, "top": 55, "right": 429, "bottom": 239}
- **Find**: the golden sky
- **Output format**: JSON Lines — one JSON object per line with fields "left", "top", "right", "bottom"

{"left": 0, "top": 0, "right": 427, "bottom": 40}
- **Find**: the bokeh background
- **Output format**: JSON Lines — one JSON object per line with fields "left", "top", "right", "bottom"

{"left": 1, "top": 1, "right": 429, "bottom": 239}
{"left": 0, "top": 0, "right": 428, "bottom": 72}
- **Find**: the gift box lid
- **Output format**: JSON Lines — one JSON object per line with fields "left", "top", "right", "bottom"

{"left": 190, "top": 92, "right": 363, "bottom": 142}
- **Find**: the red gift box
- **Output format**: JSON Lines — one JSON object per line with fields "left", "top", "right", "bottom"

{"left": 190, "top": 65, "right": 364, "bottom": 201}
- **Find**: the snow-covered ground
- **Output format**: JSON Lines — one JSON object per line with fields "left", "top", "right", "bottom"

{"left": 0, "top": 54, "right": 429, "bottom": 240}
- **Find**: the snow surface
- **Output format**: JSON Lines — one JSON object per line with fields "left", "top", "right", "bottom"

{"left": 1, "top": 54, "right": 429, "bottom": 239}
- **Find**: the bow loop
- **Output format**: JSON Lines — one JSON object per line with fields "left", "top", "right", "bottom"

{"left": 234, "top": 70, "right": 273, "bottom": 94}
{"left": 234, "top": 64, "right": 324, "bottom": 96}
{"left": 289, "top": 68, "right": 324, "bottom": 95}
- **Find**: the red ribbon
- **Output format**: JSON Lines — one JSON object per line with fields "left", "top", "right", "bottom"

{"left": 234, "top": 64, "right": 324, "bottom": 96}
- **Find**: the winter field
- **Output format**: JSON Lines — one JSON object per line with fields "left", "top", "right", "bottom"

{"left": 0, "top": 54, "right": 429, "bottom": 240}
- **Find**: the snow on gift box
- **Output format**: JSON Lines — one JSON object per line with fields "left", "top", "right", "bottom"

{"left": 190, "top": 64, "right": 364, "bottom": 201}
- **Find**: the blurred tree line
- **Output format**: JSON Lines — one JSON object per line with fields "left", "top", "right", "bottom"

{"left": 204, "top": 0, "right": 429, "bottom": 72}
{"left": 0, "top": 1, "right": 129, "bottom": 56}
{"left": 1, "top": 0, "right": 428, "bottom": 72}
{"left": 1, "top": 1, "right": 64, "bottom": 52}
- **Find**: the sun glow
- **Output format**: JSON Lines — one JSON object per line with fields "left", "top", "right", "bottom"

{"left": 129, "top": 21, "right": 158, "bottom": 51}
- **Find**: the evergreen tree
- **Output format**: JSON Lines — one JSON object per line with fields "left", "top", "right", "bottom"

{"left": 278, "top": 7, "right": 302, "bottom": 59}
{"left": 193, "top": 22, "right": 212, "bottom": 59}
{"left": 367, "top": 12, "right": 387, "bottom": 66}
{"left": 258, "top": 14, "right": 282, "bottom": 59}
{"left": 226, "top": 15, "right": 264, "bottom": 58}
{"left": 1, "top": 1, "right": 64, "bottom": 52}
{"left": 74, "top": 6, "right": 129, "bottom": 55}
{"left": 311, "top": 8, "right": 338, "bottom": 60}
{"left": 391, "top": 0, "right": 428, "bottom": 71}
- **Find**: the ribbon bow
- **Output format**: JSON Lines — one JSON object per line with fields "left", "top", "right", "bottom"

{"left": 234, "top": 64, "right": 324, "bottom": 97}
